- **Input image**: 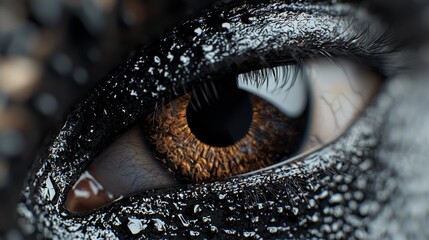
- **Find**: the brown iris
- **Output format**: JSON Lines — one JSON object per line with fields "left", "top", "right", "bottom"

{"left": 145, "top": 79, "right": 307, "bottom": 182}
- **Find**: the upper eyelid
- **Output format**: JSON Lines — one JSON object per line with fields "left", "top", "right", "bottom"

{"left": 46, "top": 1, "right": 394, "bottom": 195}
{"left": 128, "top": 3, "right": 392, "bottom": 100}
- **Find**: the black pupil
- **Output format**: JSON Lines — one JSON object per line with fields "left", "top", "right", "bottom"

{"left": 186, "top": 79, "right": 253, "bottom": 147}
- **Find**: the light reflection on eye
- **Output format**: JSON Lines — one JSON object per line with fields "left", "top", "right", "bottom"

{"left": 65, "top": 59, "right": 380, "bottom": 213}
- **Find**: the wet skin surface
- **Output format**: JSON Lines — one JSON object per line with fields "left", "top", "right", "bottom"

{"left": 1, "top": 0, "right": 429, "bottom": 239}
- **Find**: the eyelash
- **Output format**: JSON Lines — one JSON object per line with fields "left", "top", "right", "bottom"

{"left": 141, "top": 21, "right": 399, "bottom": 122}
{"left": 163, "top": 64, "right": 302, "bottom": 114}
{"left": 19, "top": 0, "right": 401, "bottom": 238}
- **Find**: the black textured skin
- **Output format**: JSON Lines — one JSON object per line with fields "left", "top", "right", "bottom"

{"left": 1, "top": 0, "right": 428, "bottom": 239}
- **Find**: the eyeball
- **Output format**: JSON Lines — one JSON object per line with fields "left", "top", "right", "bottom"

{"left": 65, "top": 59, "right": 381, "bottom": 213}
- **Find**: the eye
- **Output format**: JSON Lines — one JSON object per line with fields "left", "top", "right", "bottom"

{"left": 19, "top": 0, "right": 400, "bottom": 238}
{"left": 65, "top": 59, "right": 381, "bottom": 213}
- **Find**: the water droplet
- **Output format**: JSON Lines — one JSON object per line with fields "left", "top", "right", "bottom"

{"left": 194, "top": 28, "right": 202, "bottom": 35}
{"left": 177, "top": 214, "right": 190, "bottom": 227}
{"left": 40, "top": 176, "right": 56, "bottom": 202}
{"left": 267, "top": 226, "right": 278, "bottom": 233}
{"left": 193, "top": 204, "right": 201, "bottom": 214}
{"left": 130, "top": 90, "right": 138, "bottom": 97}
{"left": 152, "top": 218, "right": 166, "bottom": 232}
{"left": 180, "top": 55, "right": 190, "bottom": 66}
{"left": 317, "top": 190, "right": 329, "bottom": 200}
{"left": 329, "top": 193, "right": 343, "bottom": 204}
{"left": 156, "top": 85, "right": 166, "bottom": 91}
{"left": 127, "top": 218, "right": 147, "bottom": 235}
{"left": 221, "top": 22, "right": 231, "bottom": 30}
{"left": 167, "top": 52, "right": 174, "bottom": 62}
{"left": 202, "top": 45, "right": 213, "bottom": 52}
{"left": 292, "top": 207, "right": 299, "bottom": 215}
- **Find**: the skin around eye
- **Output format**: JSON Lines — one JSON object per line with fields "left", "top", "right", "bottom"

{"left": 18, "top": 0, "right": 406, "bottom": 237}
{"left": 65, "top": 59, "right": 381, "bottom": 213}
